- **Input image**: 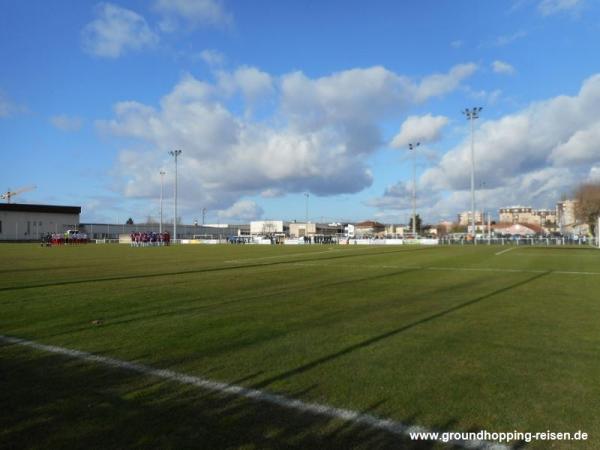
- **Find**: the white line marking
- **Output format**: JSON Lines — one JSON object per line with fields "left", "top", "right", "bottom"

{"left": 553, "top": 270, "right": 600, "bottom": 276}
{"left": 495, "top": 247, "right": 517, "bottom": 256}
{"left": 292, "top": 262, "right": 600, "bottom": 276}
{"left": 427, "top": 266, "right": 547, "bottom": 274}
{"left": 224, "top": 248, "right": 341, "bottom": 263}
{"left": 0, "top": 335, "right": 507, "bottom": 450}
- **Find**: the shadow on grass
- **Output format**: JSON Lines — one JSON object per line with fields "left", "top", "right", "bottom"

{"left": 253, "top": 272, "right": 549, "bottom": 390}
{"left": 0, "top": 265, "right": 86, "bottom": 275}
{"left": 0, "top": 246, "right": 436, "bottom": 293}
{"left": 36, "top": 266, "right": 426, "bottom": 343}
{"left": 0, "top": 346, "right": 455, "bottom": 450}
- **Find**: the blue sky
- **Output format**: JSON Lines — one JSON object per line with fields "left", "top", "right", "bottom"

{"left": 1, "top": 0, "right": 599, "bottom": 224}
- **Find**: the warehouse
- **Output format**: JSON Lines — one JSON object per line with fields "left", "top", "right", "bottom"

{"left": 0, "top": 203, "right": 81, "bottom": 241}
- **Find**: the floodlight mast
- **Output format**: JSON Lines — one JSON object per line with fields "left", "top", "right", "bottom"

{"left": 159, "top": 170, "right": 166, "bottom": 234}
{"left": 304, "top": 192, "right": 309, "bottom": 223}
{"left": 169, "top": 150, "right": 182, "bottom": 242}
{"left": 408, "top": 142, "right": 420, "bottom": 236}
{"left": 463, "top": 107, "right": 482, "bottom": 243}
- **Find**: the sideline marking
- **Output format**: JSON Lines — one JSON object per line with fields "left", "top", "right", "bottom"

{"left": 495, "top": 247, "right": 517, "bottom": 256}
{"left": 0, "top": 335, "right": 507, "bottom": 450}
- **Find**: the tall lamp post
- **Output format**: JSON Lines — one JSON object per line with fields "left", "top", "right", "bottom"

{"left": 304, "top": 193, "right": 309, "bottom": 223}
{"left": 463, "top": 107, "right": 482, "bottom": 243}
{"left": 479, "top": 180, "right": 485, "bottom": 239}
{"left": 169, "top": 150, "right": 182, "bottom": 242}
{"left": 159, "top": 170, "right": 165, "bottom": 234}
{"left": 408, "top": 142, "right": 420, "bottom": 236}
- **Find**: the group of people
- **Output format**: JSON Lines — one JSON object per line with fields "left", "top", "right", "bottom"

{"left": 130, "top": 231, "right": 170, "bottom": 247}
{"left": 41, "top": 232, "right": 88, "bottom": 246}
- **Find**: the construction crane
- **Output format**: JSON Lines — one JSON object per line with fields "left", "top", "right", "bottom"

{"left": 1, "top": 185, "right": 36, "bottom": 203}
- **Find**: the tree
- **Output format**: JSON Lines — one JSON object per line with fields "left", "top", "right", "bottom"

{"left": 450, "top": 223, "right": 467, "bottom": 233}
{"left": 126, "top": 218, "right": 134, "bottom": 225}
{"left": 408, "top": 214, "right": 422, "bottom": 233}
{"left": 575, "top": 182, "right": 600, "bottom": 236}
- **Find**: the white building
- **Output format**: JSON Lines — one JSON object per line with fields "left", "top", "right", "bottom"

{"left": 0, "top": 203, "right": 81, "bottom": 241}
{"left": 499, "top": 206, "right": 534, "bottom": 224}
{"left": 557, "top": 199, "right": 577, "bottom": 228}
{"left": 289, "top": 222, "right": 316, "bottom": 237}
{"left": 458, "top": 211, "right": 483, "bottom": 226}
{"left": 250, "top": 220, "right": 285, "bottom": 235}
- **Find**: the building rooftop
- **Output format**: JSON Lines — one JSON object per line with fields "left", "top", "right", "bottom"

{"left": 355, "top": 220, "right": 385, "bottom": 228}
{"left": 0, "top": 203, "right": 81, "bottom": 214}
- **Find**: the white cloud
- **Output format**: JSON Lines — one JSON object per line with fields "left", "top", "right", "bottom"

{"left": 82, "top": 3, "right": 158, "bottom": 58}
{"left": 492, "top": 60, "right": 516, "bottom": 75}
{"left": 368, "top": 181, "right": 420, "bottom": 211}
{"left": 217, "top": 200, "right": 263, "bottom": 221}
{"left": 493, "top": 30, "right": 527, "bottom": 47}
{"left": 538, "top": 0, "right": 583, "bottom": 15}
{"left": 588, "top": 166, "right": 600, "bottom": 182}
{"left": 394, "top": 73, "right": 600, "bottom": 219}
{"left": 199, "top": 49, "right": 226, "bottom": 67}
{"left": 280, "top": 67, "right": 411, "bottom": 129}
{"left": 414, "top": 63, "right": 478, "bottom": 102}
{"left": 390, "top": 114, "right": 449, "bottom": 148}
{"left": 450, "top": 40, "right": 464, "bottom": 49}
{"left": 366, "top": 179, "right": 444, "bottom": 224}
{"left": 260, "top": 188, "right": 285, "bottom": 198}
{"left": 550, "top": 125, "right": 600, "bottom": 165}
{"left": 155, "top": 0, "right": 232, "bottom": 31}
{"left": 466, "top": 88, "right": 503, "bottom": 106}
{"left": 281, "top": 64, "right": 476, "bottom": 124}
{"left": 217, "top": 66, "right": 274, "bottom": 105}
{"left": 50, "top": 115, "right": 83, "bottom": 132}
{"left": 98, "top": 63, "right": 476, "bottom": 214}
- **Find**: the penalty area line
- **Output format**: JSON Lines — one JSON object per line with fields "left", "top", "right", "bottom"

{"left": 0, "top": 335, "right": 507, "bottom": 450}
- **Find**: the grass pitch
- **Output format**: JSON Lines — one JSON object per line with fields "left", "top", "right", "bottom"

{"left": 1, "top": 243, "right": 600, "bottom": 449}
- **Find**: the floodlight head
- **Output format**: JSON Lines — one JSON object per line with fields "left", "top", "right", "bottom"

{"left": 463, "top": 106, "right": 482, "bottom": 120}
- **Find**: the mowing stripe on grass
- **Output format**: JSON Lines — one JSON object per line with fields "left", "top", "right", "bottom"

{"left": 0, "top": 334, "right": 508, "bottom": 450}
{"left": 223, "top": 245, "right": 399, "bottom": 263}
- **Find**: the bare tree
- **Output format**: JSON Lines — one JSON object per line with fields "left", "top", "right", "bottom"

{"left": 575, "top": 182, "right": 600, "bottom": 235}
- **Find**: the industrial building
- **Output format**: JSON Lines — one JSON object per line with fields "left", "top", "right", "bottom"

{"left": 0, "top": 203, "right": 81, "bottom": 241}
